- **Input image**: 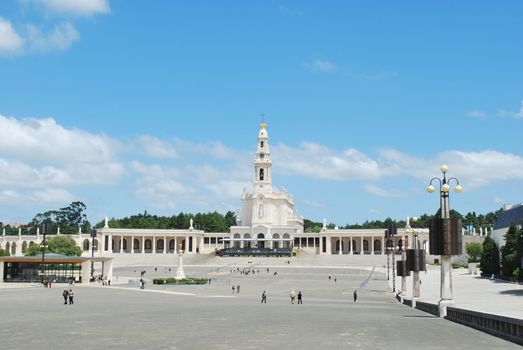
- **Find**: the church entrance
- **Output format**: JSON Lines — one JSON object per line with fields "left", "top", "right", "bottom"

{"left": 257, "top": 233, "right": 265, "bottom": 249}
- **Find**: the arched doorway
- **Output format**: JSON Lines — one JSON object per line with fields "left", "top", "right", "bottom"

{"left": 145, "top": 239, "right": 152, "bottom": 253}
{"left": 134, "top": 239, "right": 140, "bottom": 253}
{"left": 374, "top": 239, "right": 381, "bottom": 253}
{"left": 233, "top": 233, "right": 241, "bottom": 248}
{"left": 257, "top": 233, "right": 265, "bottom": 249}
{"left": 272, "top": 233, "right": 280, "bottom": 249}
{"left": 363, "top": 240, "right": 369, "bottom": 253}
{"left": 123, "top": 239, "right": 128, "bottom": 252}
{"left": 157, "top": 239, "right": 164, "bottom": 253}
{"left": 244, "top": 234, "right": 251, "bottom": 249}
{"left": 282, "top": 233, "right": 290, "bottom": 249}
{"left": 168, "top": 239, "right": 175, "bottom": 253}
{"left": 352, "top": 240, "right": 357, "bottom": 254}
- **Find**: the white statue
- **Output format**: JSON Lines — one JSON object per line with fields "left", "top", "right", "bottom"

{"left": 189, "top": 218, "right": 194, "bottom": 230}
{"left": 322, "top": 218, "right": 327, "bottom": 230}
{"left": 104, "top": 217, "right": 109, "bottom": 228}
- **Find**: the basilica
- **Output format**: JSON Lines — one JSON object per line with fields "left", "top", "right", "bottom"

{"left": 1, "top": 121, "right": 483, "bottom": 272}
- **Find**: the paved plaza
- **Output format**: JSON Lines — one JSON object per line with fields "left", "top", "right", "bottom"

{"left": 1, "top": 260, "right": 519, "bottom": 350}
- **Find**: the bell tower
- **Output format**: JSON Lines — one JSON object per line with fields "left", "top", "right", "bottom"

{"left": 253, "top": 121, "right": 272, "bottom": 194}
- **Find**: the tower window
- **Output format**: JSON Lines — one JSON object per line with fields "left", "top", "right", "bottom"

{"left": 259, "top": 168, "right": 264, "bottom": 181}
{"left": 260, "top": 141, "right": 264, "bottom": 148}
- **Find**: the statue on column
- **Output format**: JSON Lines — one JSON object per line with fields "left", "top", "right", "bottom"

{"left": 104, "top": 217, "right": 109, "bottom": 228}
{"left": 189, "top": 218, "right": 194, "bottom": 230}
{"left": 322, "top": 218, "right": 327, "bottom": 231}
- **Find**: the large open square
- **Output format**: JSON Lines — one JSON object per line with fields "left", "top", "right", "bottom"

{"left": 1, "top": 261, "right": 518, "bottom": 349}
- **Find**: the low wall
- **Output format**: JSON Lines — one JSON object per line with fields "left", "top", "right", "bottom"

{"left": 397, "top": 296, "right": 523, "bottom": 345}
{"left": 446, "top": 307, "right": 523, "bottom": 346}
{"left": 415, "top": 301, "right": 439, "bottom": 317}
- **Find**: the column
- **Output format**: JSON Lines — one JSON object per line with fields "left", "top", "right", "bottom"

{"left": 185, "top": 235, "right": 189, "bottom": 253}
{"left": 109, "top": 234, "right": 113, "bottom": 253}
{"left": 131, "top": 237, "right": 134, "bottom": 254}
{"left": 371, "top": 236, "right": 375, "bottom": 255}
{"left": 319, "top": 235, "right": 323, "bottom": 254}
{"left": 338, "top": 236, "right": 342, "bottom": 255}
{"left": 349, "top": 238, "right": 353, "bottom": 255}
{"left": 360, "top": 236, "right": 363, "bottom": 255}
{"left": 163, "top": 236, "right": 167, "bottom": 254}
{"left": 119, "top": 236, "right": 123, "bottom": 253}
{"left": 141, "top": 236, "right": 145, "bottom": 254}
{"left": 152, "top": 235, "right": 156, "bottom": 254}
{"left": 175, "top": 237, "right": 178, "bottom": 254}
{"left": 326, "top": 236, "right": 331, "bottom": 255}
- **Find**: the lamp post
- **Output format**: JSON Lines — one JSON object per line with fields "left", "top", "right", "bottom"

{"left": 90, "top": 228, "right": 97, "bottom": 282}
{"left": 41, "top": 222, "right": 48, "bottom": 286}
{"left": 405, "top": 217, "right": 422, "bottom": 298}
{"left": 427, "top": 165, "right": 462, "bottom": 307}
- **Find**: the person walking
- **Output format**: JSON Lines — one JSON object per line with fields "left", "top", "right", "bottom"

{"left": 290, "top": 289, "right": 296, "bottom": 304}
{"left": 62, "top": 289, "right": 69, "bottom": 305}
{"left": 328, "top": 275, "right": 331, "bottom": 281}
{"left": 68, "top": 289, "right": 74, "bottom": 305}
{"left": 236, "top": 285, "right": 240, "bottom": 294}
{"left": 232, "top": 285, "right": 235, "bottom": 294}
{"left": 297, "top": 291, "right": 302, "bottom": 304}
{"left": 353, "top": 290, "right": 358, "bottom": 303}
{"left": 261, "top": 291, "right": 267, "bottom": 303}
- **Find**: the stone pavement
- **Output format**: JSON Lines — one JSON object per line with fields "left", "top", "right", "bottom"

{"left": 391, "top": 264, "right": 523, "bottom": 319}
{"left": 1, "top": 263, "right": 519, "bottom": 350}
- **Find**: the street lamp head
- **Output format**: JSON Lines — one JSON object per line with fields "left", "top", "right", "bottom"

{"left": 412, "top": 216, "right": 418, "bottom": 223}
{"left": 441, "top": 184, "right": 450, "bottom": 193}
{"left": 427, "top": 185, "right": 435, "bottom": 193}
{"left": 440, "top": 165, "right": 449, "bottom": 174}
{"left": 454, "top": 184, "right": 463, "bottom": 193}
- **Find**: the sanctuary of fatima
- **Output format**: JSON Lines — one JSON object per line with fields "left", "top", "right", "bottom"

{"left": 0, "top": 122, "right": 483, "bottom": 264}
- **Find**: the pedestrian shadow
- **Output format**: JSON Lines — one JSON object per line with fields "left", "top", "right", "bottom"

{"left": 499, "top": 289, "right": 523, "bottom": 296}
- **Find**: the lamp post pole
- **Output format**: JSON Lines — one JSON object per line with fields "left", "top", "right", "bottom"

{"left": 41, "top": 223, "right": 48, "bottom": 285}
{"left": 427, "top": 165, "right": 462, "bottom": 304}
{"left": 90, "top": 228, "right": 97, "bottom": 282}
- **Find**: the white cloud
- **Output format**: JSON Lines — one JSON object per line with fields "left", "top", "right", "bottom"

{"left": 0, "top": 17, "right": 24, "bottom": 56}
{"left": 26, "top": 21, "right": 79, "bottom": 52}
{"left": 467, "top": 110, "right": 486, "bottom": 119}
{"left": 499, "top": 100, "right": 523, "bottom": 120}
{"left": 36, "top": 0, "right": 110, "bottom": 17}
{"left": 274, "top": 142, "right": 381, "bottom": 180}
{"left": 0, "top": 114, "right": 121, "bottom": 163}
{"left": 137, "top": 135, "right": 179, "bottom": 159}
{"left": 303, "top": 59, "right": 337, "bottom": 72}
{"left": 31, "top": 188, "right": 74, "bottom": 203}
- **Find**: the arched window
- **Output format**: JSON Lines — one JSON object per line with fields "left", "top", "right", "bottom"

{"left": 157, "top": 239, "right": 164, "bottom": 251}
{"left": 363, "top": 240, "right": 369, "bottom": 251}
{"left": 168, "top": 239, "right": 175, "bottom": 252}
{"left": 145, "top": 239, "right": 152, "bottom": 251}
{"left": 11, "top": 242, "right": 16, "bottom": 255}
{"left": 5, "top": 242, "right": 10, "bottom": 254}
{"left": 260, "top": 141, "right": 264, "bottom": 148}
{"left": 22, "top": 241, "right": 28, "bottom": 253}
{"left": 374, "top": 239, "right": 381, "bottom": 252}
{"left": 93, "top": 239, "right": 99, "bottom": 250}
{"left": 259, "top": 168, "right": 264, "bottom": 181}
{"left": 83, "top": 239, "right": 90, "bottom": 251}
{"left": 258, "top": 204, "right": 264, "bottom": 218}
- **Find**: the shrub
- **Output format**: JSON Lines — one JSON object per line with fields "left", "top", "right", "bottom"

{"left": 480, "top": 236, "right": 500, "bottom": 276}
{"left": 152, "top": 277, "right": 208, "bottom": 285}
{"left": 466, "top": 242, "right": 483, "bottom": 263}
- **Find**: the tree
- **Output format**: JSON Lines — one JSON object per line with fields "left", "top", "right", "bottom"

{"left": 25, "top": 236, "right": 81, "bottom": 256}
{"left": 0, "top": 247, "right": 9, "bottom": 257}
{"left": 465, "top": 242, "right": 483, "bottom": 263}
{"left": 501, "top": 223, "right": 521, "bottom": 277}
{"left": 480, "top": 236, "right": 500, "bottom": 275}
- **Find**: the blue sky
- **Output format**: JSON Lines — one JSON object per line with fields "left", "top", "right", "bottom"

{"left": 0, "top": 1, "right": 522, "bottom": 226}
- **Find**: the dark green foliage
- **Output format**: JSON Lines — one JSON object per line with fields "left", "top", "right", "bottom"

{"left": 98, "top": 211, "right": 237, "bottom": 233}
{"left": 501, "top": 223, "right": 521, "bottom": 276}
{"left": 480, "top": 236, "right": 500, "bottom": 275}
{"left": 27, "top": 201, "right": 90, "bottom": 235}
{"left": 466, "top": 242, "right": 483, "bottom": 263}
{"left": 152, "top": 277, "right": 208, "bottom": 285}
{"left": 0, "top": 247, "right": 9, "bottom": 257}
{"left": 25, "top": 236, "right": 82, "bottom": 256}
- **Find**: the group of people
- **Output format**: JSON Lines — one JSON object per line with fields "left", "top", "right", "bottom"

{"left": 62, "top": 289, "right": 75, "bottom": 305}
{"left": 232, "top": 284, "right": 240, "bottom": 294}
{"left": 290, "top": 289, "right": 302, "bottom": 304}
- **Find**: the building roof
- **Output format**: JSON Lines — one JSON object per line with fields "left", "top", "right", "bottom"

{"left": 494, "top": 203, "right": 523, "bottom": 230}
